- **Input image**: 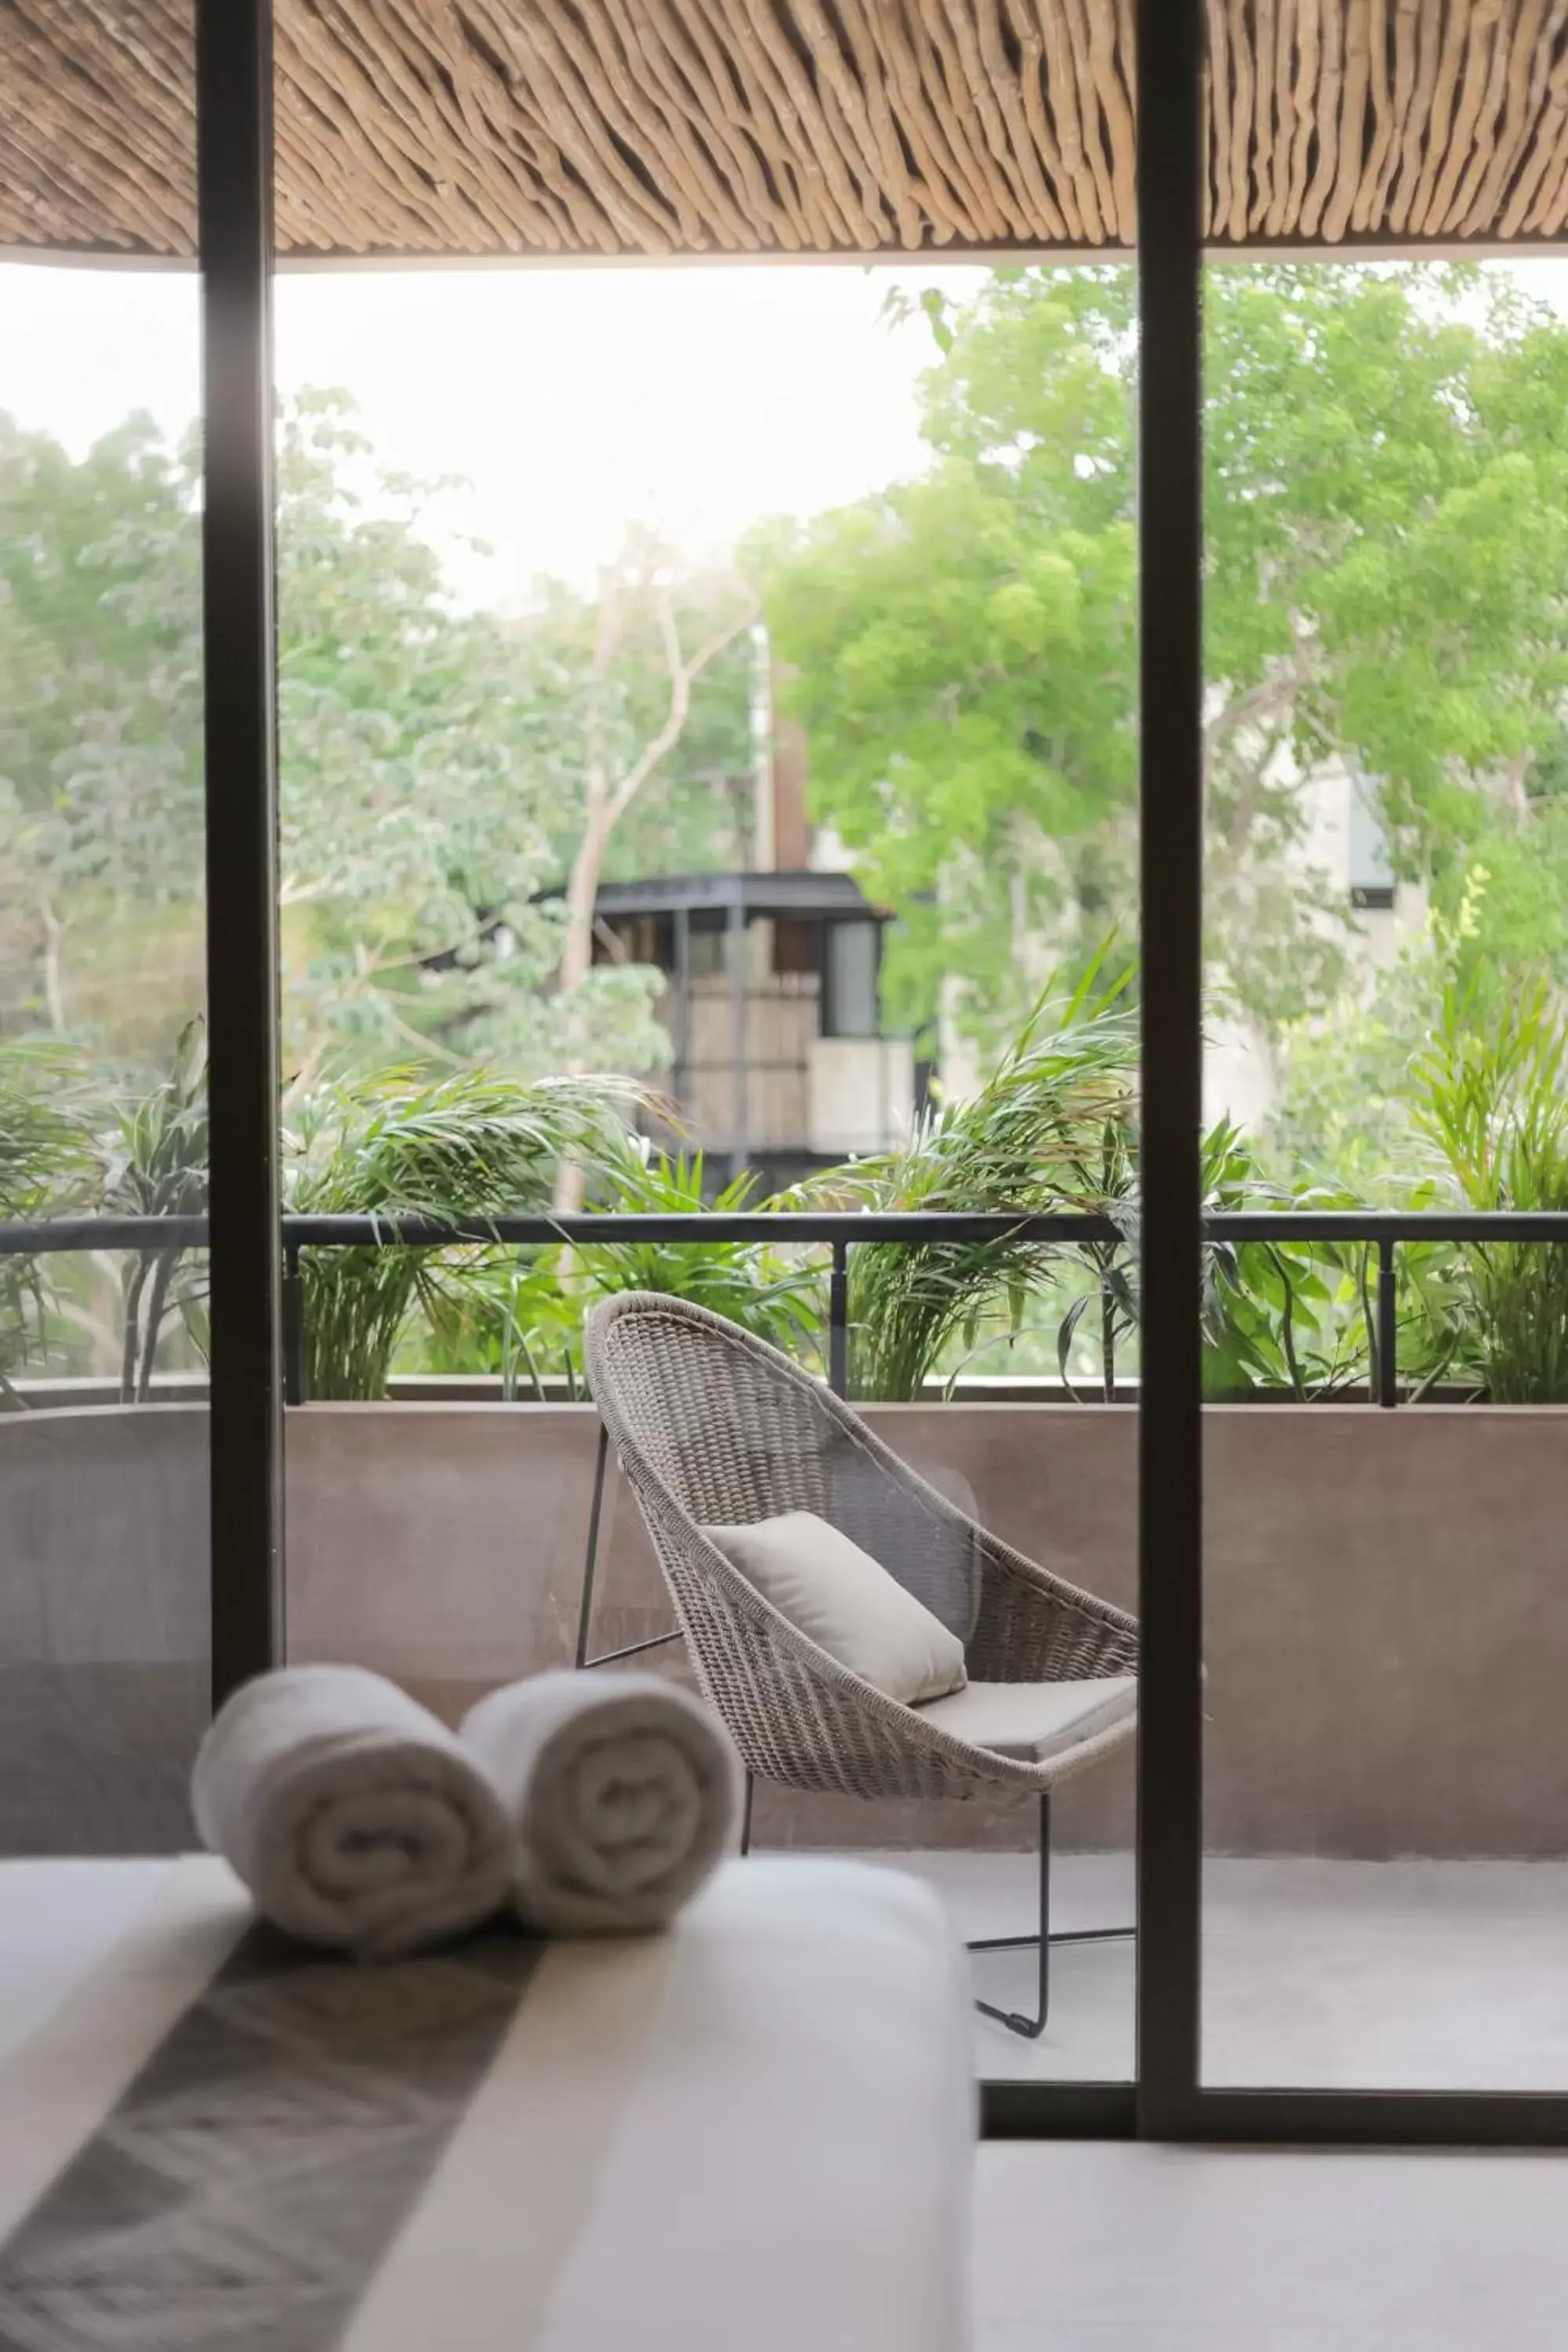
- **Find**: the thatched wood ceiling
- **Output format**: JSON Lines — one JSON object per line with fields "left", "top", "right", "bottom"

{"left": 2, "top": 2, "right": 1567, "bottom": 263}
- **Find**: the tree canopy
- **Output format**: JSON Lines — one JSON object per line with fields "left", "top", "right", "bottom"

{"left": 753, "top": 263, "right": 1568, "bottom": 1058}
{"left": 9, "top": 262, "right": 1568, "bottom": 1199}
{"left": 0, "top": 391, "right": 754, "bottom": 1089}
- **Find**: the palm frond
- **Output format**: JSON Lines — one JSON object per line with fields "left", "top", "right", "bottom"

{"left": 285, "top": 1065, "right": 648, "bottom": 1397}
{"left": 0, "top": 1044, "right": 93, "bottom": 1401}
{"left": 564, "top": 1132, "right": 826, "bottom": 1362}
{"left": 794, "top": 964, "right": 1138, "bottom": 1399}
{"left": 1412, "top": 972, "right": 1568, "bottom": 1402}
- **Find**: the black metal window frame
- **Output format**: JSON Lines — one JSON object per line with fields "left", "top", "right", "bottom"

{"left": 1124, "top": 0, "right": 1568, "bottom": 2152}
{"left": 182, "top": 0, "right": 1568, "bottom": 2144}
{"left": 197, "top": 0, "right": 284, "bottom": 1709}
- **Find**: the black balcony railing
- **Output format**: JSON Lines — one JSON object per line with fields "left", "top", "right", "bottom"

{"left": 6, "top": 1207, "right": 1568, "bottom": 1410}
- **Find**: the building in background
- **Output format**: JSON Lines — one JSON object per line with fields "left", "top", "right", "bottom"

{"left": 593, "top": 690, "right": 914, "bottom": 1191}
{"left": 594, "top": 869, "right": 913, "bottom": 1192}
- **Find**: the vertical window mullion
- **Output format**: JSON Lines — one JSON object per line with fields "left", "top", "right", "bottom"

{"left": 1134, "top": 0, "right": 1206, "bottom": 2137}
{"left": 197, "top": 0, "right": 284, "bottom": 1706}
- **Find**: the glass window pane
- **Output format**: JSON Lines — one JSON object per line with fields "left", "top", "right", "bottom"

{"left": 271, "top": 28, "right": 1140, "bottom": 2100}
{"left": 1199, "top": 150, "right": 1568, "bottom": 2088}
{"left": 825, "top": 920, "right": 879, "bottom": 1038}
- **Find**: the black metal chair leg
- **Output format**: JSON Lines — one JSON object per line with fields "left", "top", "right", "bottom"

{"left": 968, "top": 1795, "right": 1136, "bottom": 2042}
{"left": 972, "top": 1794, "right": 1052, "bottom": 2039}
{"left": 574, "top": 1421, "right": 686, "bottom": 1673}
{"left": 574, "top": 1421, "right": 610, "bottom": 1671}
{"left": 739, "top": 1771, "right": 756, "bottom": 1856}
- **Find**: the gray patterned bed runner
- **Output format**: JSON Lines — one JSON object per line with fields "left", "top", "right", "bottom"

{"left": 0, "top": 1923, "right": 543, "bottom": 2352}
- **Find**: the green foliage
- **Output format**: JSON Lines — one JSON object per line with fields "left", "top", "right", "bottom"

{"left": 1266, "top": 867, "right": 1490, "bottom": 1196}
{"left": 12, "top": 987, "right": 1568, "bottom": 1411}
{"left": 96, "top": 1019, "right": 209, "bottom": 1402}
{"left": 567, "top": 1138, "right": 825, "bottom": 1359}
{"left": 284, "top": 1065, "right": 644, "bottom": 1399}
{"left": 410, "top": 980, "right": 1399, "bottom": 1410}
{"left": 417, "top": 1253, "right": 583, "bottom": 1403}
{"left": 751, "top": 271, "right": 1137, "bottom": 1051}
{"left": 800, "top": 962, "right": 1139, "bottom": 1400}
{"left": 0, "top": 396, "right": 753, "bottom": 1092}
{"left": 1201, "top": 1149, "right": 1377, "bottom": 1403}
{"left": 521, "top": 550, "right": 762, "bottom": 886}
{"left": 0, "top": 1043, "right": 93, "bottom": 1400}
{"left": 13, "top": 272, "right": 1568, "bottom": 1404}
{"left": 271, "top": 404, "right": 704, "bottom": 1085}
{"left": 419, "top": 1140, "right": 826, "bottom": 1399}
{"left": 1412, "top": 973, "right": 1568, "bottom": 1402}
{"left": 756, "top": 263, "right": 1568, "bottom": 1055}
{"left": 0, "top": 411, "right": 204, "bottom": 1054}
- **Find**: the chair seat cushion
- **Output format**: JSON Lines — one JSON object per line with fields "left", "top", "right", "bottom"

{"left": 915, "top": 1675, "right": 1138, "bottom": 1762}
{"left": 701, "top": 1511, "right": 967, "bottom": 1704}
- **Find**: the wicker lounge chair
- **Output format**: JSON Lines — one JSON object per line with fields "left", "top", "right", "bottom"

{"left": 583, "top": 1290, "right": 1137, "bottom": 2038}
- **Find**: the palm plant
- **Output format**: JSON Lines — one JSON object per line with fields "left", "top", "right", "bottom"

{"left": 419, "top": 1249, "right": 583, "bottom": 1401}
{"left": 1411, "top": 973, "right": 1568, "bottom": 1403}
{"left": 285, "top": 1065, "right": 643, "bottom": 1398}
{"left": 96, "top": 1021, "right": 209, "bottom": 1401}
{"left": 800, "top": 965, "right": 1139, "bottom": 1401}
{"left": 1200, "top": 1126, "right": 1377, "bottom": 1402}
{"left": 796, "top": 964, "right": 1389, "bottom": 1406}
{"left": 1044, "top": 1110, "right": 1374, "bottom": 1403}
{"left": 0, "top": 1044, "right": 92, "bottom": 1404}
{"left": 419, "top": 1138, "right": 826, "bottom": 1397}
{"left": 572, "top": 1136, "right": 826, "bottom": 1358}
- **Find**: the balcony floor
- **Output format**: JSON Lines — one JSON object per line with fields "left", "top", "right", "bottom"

{"left": 853, "top": 1849, "right": 1568, "bottom": 2091}
{"left": 976, "top": 2136, "right": 1568, "bottom": 2352}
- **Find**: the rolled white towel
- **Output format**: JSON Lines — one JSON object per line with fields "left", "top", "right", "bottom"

{"left": 461, "top": 1671, "right": 742, "bottom": 1936}
{"left": 191, "top": 1664, "right": 514, "bottom": 1958}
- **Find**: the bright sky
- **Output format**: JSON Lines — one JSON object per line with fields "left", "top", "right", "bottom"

{"left": 0, "top": 260, "right": 989, "bottom": 600}
{"left": 5, "top": 253, "right": 1566, "bottom": 605}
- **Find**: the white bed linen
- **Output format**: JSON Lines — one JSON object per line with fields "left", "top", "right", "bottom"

{"left": 0, "top": 1854, "right": 974, "bottom": 2352}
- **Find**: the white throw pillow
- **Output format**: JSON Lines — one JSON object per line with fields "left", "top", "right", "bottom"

{"left": 702, "top": 1510, "right": 967, "bottom": 1705}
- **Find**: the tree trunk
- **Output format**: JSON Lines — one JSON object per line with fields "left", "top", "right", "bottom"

{"left": 554, "top": 1158, "right": 589, "bottom": 1214}
{"left": 553, "top": 812, "right": 612, "bottom": 1214}
{"left": 550, "top": 577, "right": 757, "bottom": 1213}
{"left": 38, "top": 895, "right": 66, "bottom": 1032}
{"left": 558, "top": 813, "right": 610, "bottom": 1000}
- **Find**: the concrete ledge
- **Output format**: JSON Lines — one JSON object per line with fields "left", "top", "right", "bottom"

{"left": 7, "top": 1401, "right": 1568, "bottom": 1859}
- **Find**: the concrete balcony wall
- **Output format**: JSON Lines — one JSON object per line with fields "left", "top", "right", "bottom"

{"left": 0, "top": 1405, "right": 209, "bottom": 1854}
{"left": 6, "top": 1401, "right": 1568, "bottom": 1862}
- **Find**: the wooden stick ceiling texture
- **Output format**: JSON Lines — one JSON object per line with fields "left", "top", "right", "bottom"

{"left": 2, "top": 0, "right": 1566, "bottom": 258}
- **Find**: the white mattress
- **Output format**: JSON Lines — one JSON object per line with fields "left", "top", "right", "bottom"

{"left": 0, "top": 1855, "right": 974, "bottom": 2352}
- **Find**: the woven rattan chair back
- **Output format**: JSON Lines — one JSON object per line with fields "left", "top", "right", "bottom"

{"left": 583, "top": 1291, "right": 1137, "bottom": 1807}
{"left": 584, "top": 1290, "right": 981, "bottom": 1637}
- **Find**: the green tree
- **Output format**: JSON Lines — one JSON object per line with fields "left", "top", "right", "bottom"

{"left": 273, "top": 400, "right": 752, "bottom": 1094}
{"left": 755, "top": 263, "right": 1568, "bottom": 1057}
{"left": 0, "top": 412, "right": 204, "bottom": 1052}
{"left": 512, "top": 535, "right": 757, "bottom": 1210}
{"left": 503, "top": 528, "right": 757, "bottom": 1028}
{"left": 0, "top": 394, "right": 754, "bottom": 1094}
{"left": 1265, "top": 878, "right": 1478, "bottom": 1196}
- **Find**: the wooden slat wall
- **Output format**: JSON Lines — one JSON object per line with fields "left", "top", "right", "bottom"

{"left": 2, "top": 1, "right": 1566, "bottom": 259}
